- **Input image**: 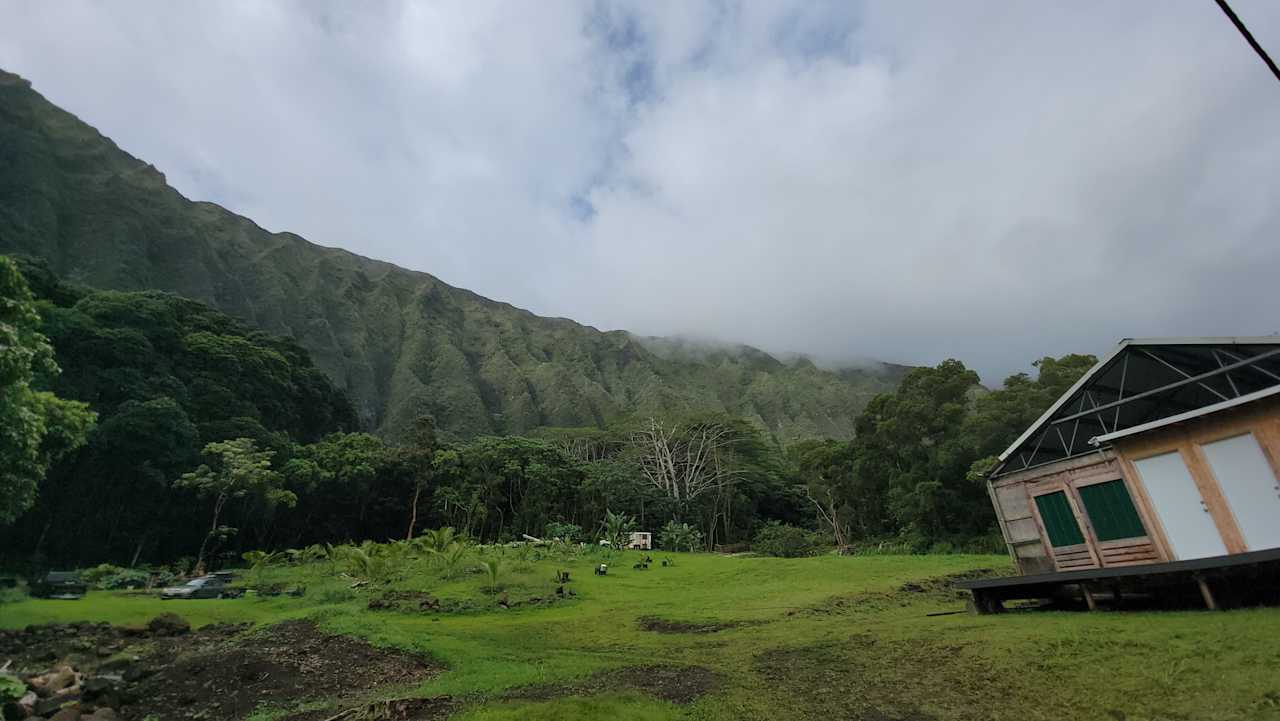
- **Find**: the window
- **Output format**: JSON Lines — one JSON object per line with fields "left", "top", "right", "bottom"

{"left": 1078, "top": 480, "right": 1147, "bottom": 542}
{"left": 1034, "top": 491, "right": 1085, "bottom": 547}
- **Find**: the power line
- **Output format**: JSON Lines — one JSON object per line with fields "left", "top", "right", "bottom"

{"left": 1214, "top": 0, "right": 1280, "bottom": 84}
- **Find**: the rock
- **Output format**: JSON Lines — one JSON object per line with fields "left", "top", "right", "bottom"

{"left": 84, "top": 710, "right": 119, "bottom": 721}
{"left": 118, "top": 625, "right": 147, "bottom": 638}
{"left": 145, "top": 613, "right": 189, "bottom": 637}
{"left": 81, "top": 677, "right": 131, "bottom": 709}
{"left": 33, "top": 692, "right": 78, "bottom": 717}
{"left": 93, "top": 657, "right": 138, "bottom": 677}
{"left": 120, "top": 666, "right": 151, "bottom": 684}
{"left": 2, "top": 701, "right": 30, "bottom": 720}
{"left": 81, "top": 677, "right": 117, "bottom": 701}
{"left": 47, "top": 708, "right": 81, "bottom": 721}
{"left": 29, "top": 666, "right": 75, "bottom": 697}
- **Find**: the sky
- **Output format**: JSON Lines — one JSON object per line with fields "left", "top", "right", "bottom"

{"left": 2, "top": 1, "right": 1279, "bottom": 383}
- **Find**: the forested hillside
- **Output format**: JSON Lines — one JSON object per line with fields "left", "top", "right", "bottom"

{"left": 0, "top": 68, "right": 906, "bottom": 443}
{"left": 2, "top": 257, "right": 357, "bottom": 564}
{"left": 1, "top": 254, "right": 1093, "bottom": 568}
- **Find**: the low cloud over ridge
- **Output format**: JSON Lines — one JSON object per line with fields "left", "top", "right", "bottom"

{"left": 2, "top": 1, "right": 1278, "bottom": 382}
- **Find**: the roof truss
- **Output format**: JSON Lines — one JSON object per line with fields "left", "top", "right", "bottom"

{"left": 991, "top": 339, "right": 1280, "bottom": 478}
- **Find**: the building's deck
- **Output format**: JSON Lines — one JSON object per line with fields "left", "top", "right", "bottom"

{"left": 956, "top": 547, "right": 1280, "bottom": 613}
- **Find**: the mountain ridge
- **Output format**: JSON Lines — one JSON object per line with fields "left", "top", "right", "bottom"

{"left": 0, "top": 68, "right": 908, "bottom": 442}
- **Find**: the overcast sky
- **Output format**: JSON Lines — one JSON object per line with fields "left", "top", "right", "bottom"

{"left": 2, "top": 1, "right": 1279, "bottom": 383}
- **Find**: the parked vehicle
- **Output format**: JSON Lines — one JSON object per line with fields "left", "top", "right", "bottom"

{"left": 30, "top": 572, "right": 87, "bottom": 599}
{"left": 160, "top": 575, "right": 239, "bottom": 599}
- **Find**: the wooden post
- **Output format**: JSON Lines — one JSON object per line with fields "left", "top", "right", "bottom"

{"left": 1082, "top": 584, "right": 1098, "bottom": 611}
{"left": 1197, "top": 576, "right": 1219, "bottom": 611}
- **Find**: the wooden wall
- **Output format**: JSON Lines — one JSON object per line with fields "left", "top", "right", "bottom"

{"left": 989, "top": 397, "right": 1280, "bottom": 576}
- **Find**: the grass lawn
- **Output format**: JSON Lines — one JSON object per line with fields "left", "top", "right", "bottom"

{"left": 5, "top": 550, "right": 1279, "bottom": 720}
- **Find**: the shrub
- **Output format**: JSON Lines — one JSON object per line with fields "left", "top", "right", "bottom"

{"left": 544, "top": 521, "right": 582, "bottom": 543}
{"left": 752, "top": 522, "right": 819, "bottom": 558}
{"left": 80, "top": 563, "right": 153, "bottom": 590}
{"left": 0, "top": 676, "right": 26, "bottom": 704}
{"left": 658, "top": 521, "right": 703, "bottom": 552}
{"left": 601, "top": 510, "right": 636, "bottom": 549}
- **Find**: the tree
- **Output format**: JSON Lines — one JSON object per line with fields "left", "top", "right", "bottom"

{"left": 601, "top": 509, "right": 636, "bottom": 549}
{"left": 852, "top": 359, "right": 982, "bottom": 539}
{"left": 174, "top": 437, "right": 295, "bottom": 572}
{"left": 0, "top": 256, "right": 94, "bottom": 524}
{"left": 628, "top": 416, "right": 741, "bottom": 511}
{"left": 789, "top": 439, "right": 856, "bottom": 549}
{"left": 401, "top": 416, "right": 438, "bottom": 540}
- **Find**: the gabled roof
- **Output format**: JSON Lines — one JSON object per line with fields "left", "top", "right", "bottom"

{"left": 991, "top": 337, "right": 1280, "bottom": 478}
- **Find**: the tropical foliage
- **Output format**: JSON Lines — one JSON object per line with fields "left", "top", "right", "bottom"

{"left": 0, "top": 256, "right": 94, "bottom": 524}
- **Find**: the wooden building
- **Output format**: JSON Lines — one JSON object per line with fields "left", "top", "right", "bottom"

{"left": 962, "top": 338, "right": 1280, "bottom": 611}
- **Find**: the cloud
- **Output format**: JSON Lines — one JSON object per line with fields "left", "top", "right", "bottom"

{"left": 2, "top": 0, "right": 1279, "bottom": 383}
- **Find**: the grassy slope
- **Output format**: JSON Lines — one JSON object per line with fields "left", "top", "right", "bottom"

{"left": 6, "top": 552, "right": 1279, "bottom": 721}
{"left": 0, "top": 69, "right": 906, "bottom": 443}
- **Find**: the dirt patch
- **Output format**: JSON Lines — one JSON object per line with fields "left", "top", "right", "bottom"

{"left": 636, "top": 616, "right": 749, "bottom": 634}
{"left": 120, "top": 620, "right": 442, "bottom": 720}
{"left": 281, "top": 695, "right": 457, "bottom": 721}
{"left": 506, "top": 664, "right": 721, "bottom": 705}
{"left": 367, "top": 588, "right": 574, "bottom": 614}
{"left": 898, "top": 568, "right": 1000, "bottom": 597}
{"left": 792, "top": 568, "right": 1003, "bottom": 617}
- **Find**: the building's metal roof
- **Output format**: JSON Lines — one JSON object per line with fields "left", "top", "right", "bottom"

{"left": 991, "top": 337, "right": 1280, "bottom": 478}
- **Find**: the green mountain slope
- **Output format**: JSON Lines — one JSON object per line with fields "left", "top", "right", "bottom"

{"left": 0, "top": 69, "right": 907, "bottom": 442}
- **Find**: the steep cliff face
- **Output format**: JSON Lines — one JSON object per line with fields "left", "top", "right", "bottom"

{"left": 0, "top": 69, "right": 906, "bottom": 441}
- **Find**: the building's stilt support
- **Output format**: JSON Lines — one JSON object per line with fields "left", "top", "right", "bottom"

{"left": 1197, "top": 576, "right": 1219, "bottom": 611}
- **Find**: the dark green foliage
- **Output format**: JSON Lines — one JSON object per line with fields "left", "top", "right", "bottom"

{"left": 852, "top": 360, "right": 985, "bottom": 538}
{"left": 752, "top": 522, "right": 819, "bottom": 558}
{"left": 0, "top": 69, "right": 905, "bottom": 443}
{"left": 25, "top": 271, "right": 356, "bottom": 442}
{"left": 783, "top": 353, "right": 1098, "bottom": 549}
{"left": 544, "top": 521, "right": 583, "bottom": 542}
{"left": 0, "top": 255, "right": 94, "bottom": 524}
{"left": 0, "top": 258, "right": 357, "bottom": 565}
{"left": 659, "top": 520, "right": 703, "bottom": 552}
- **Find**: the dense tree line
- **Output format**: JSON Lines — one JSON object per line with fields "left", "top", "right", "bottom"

{"left": 791, "top": 354, "right": 1095, "bottom": 550}
{"left": 1, "top": 255, "right": 1095, "bottom": 568}
{"left": 0, "top": 256, "right": 357, "bottom": 566}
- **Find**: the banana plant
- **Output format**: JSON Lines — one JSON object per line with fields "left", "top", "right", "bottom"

{"left": 241, "top": 550, "right": 282, "bottom": 587}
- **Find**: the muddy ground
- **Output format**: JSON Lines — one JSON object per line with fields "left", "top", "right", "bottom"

{"left": 1, "top": 619, "right": 446, "bottom": 721}
{"left": 505, "top": 664, "right": 722, "bottom": 706}
{"left": 124, "top": 620, "right": 442, "bottom": 720}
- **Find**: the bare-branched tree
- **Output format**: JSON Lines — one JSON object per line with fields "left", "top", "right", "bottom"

{"left": 803, "top": 485, "right": 851, "bottom": 551}
{"left": 629, "top": 417, "right": 742, "bottom": 508}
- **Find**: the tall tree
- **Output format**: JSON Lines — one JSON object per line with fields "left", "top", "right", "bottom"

{"left": 174, "top": 437, "right": 295, "bottom": 573}
{"left": 402, "top": 416, "right": 438, "bottom": 540}
{"left": 0, "top": 256, "right": 94, "bottom": 524}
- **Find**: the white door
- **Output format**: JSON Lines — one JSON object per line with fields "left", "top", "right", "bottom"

{"left": 1200, "top": 433, "right": 1280, "bottom": 551}
{"left": 1132, "top": 450, "right": 1227, "bottom": 560}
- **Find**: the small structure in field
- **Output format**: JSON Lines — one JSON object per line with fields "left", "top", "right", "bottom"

{"left": 960, "top": 338, "right": 1280, "bottom": 612}
{"left": 628, "top": 532, "right": 652, "bottom": 550}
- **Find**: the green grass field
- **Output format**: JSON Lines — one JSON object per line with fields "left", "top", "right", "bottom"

{"left": 5, "top": 550, "right": 1279, "bottom": 720}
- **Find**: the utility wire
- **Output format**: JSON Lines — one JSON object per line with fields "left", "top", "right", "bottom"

{"left": 1214, "top": 0, "right": 1280, "bottom": 84}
